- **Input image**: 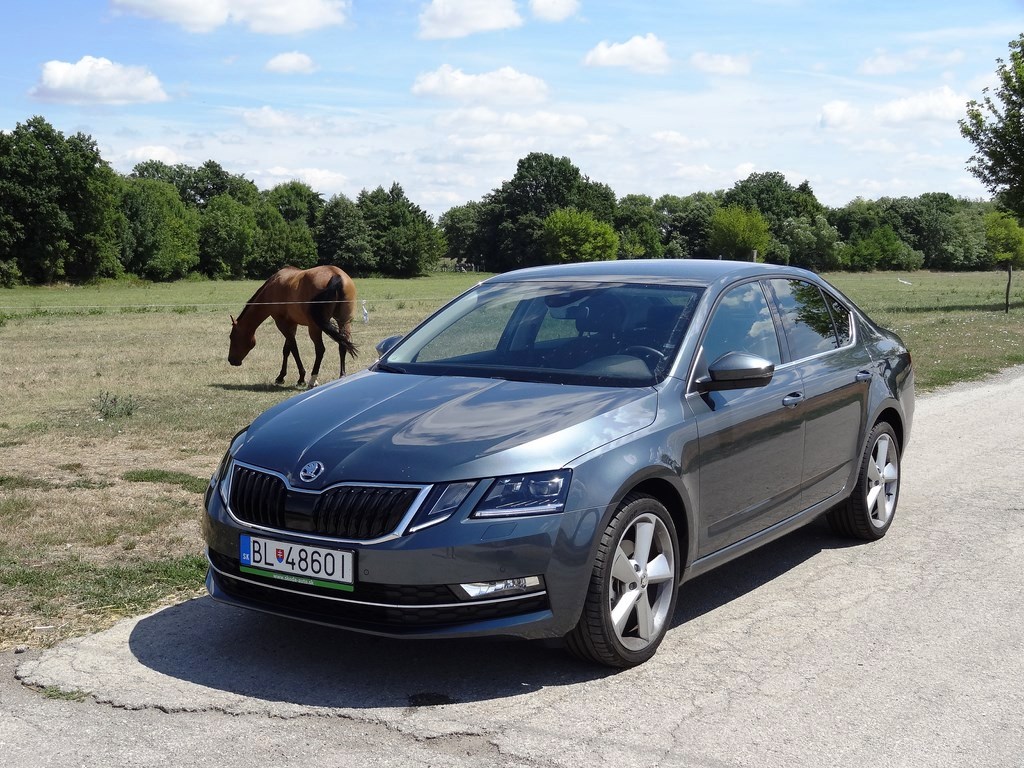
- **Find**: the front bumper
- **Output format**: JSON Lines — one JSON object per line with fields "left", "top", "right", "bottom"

{"left": 202, "top": 479, "right": 601, "bottom": 640}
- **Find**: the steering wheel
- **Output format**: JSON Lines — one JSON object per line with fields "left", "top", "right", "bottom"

{"left": 623, "top": 345, "right": 666, "bottom": 368}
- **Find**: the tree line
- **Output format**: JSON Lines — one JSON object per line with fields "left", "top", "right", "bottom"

{"left": 3, "top": 114, "right": 1024, "bottom": 288}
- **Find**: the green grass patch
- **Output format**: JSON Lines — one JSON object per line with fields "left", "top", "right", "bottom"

{"left": 122, "top": 469, "right": 209, "bottom": 494}
{"left": 0, "top": 475, "right": 54, "bottom": 490}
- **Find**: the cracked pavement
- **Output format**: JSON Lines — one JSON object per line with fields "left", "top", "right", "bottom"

{"left": 3, "top": 366, "right": 1024, "bottom": 767}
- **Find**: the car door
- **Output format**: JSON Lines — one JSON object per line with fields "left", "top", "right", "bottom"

{"left": 765, "top": 279, "right": 872, "bottom": 506}
{"left": 687, "top": 280, "right": 806, "bottom": 556}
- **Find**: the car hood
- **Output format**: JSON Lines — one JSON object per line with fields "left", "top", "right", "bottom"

{"left": 236, "top": 371, "right": 658, "bottom": 485}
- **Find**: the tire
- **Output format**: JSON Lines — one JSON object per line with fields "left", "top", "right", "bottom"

{"left": 566, "top": 493, "right": 679, "bottom": 668}
{"left": 827, "top": 421, "right": 901, "bottom": 540}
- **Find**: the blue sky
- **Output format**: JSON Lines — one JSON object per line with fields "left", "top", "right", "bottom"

{"left": 3, "top": 1, "right": 1023, "bottom": 218}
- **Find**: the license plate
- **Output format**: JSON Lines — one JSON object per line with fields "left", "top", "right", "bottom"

{"left": 239, "top": 535, "right": 355, "bottom": 592}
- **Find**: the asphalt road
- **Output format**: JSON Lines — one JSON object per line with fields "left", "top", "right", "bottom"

{"left": 3, "top": 366, "right": 1023, "bottom": 767}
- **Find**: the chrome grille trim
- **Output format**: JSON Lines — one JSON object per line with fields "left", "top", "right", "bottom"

{"left": 225, "top": 460, "right": 433, "bottom": 545}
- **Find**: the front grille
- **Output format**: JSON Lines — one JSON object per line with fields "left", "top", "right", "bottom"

{"left": 314, "top": 485, "right": 422, "bottom": 539}
{"left": 229, "top": 465, "right": 422, "bottom": 540}
{"left": 230, "top": 466, "right": 287, "bottom": 528}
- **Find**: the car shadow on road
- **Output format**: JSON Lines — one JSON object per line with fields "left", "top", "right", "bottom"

{"left": 127, "top": 517, "right": 860, "bottom": 708}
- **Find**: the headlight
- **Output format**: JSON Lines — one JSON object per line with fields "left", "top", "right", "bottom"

{"left": 470, "top": 470, "right": 571, "bottom": 519}
{"left": 212, "top": 429, "right": 248, "bottom": 508}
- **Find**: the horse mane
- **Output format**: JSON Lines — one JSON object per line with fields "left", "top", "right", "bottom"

{"left": 235, "top": 277, "right": 273, "bottom": 323}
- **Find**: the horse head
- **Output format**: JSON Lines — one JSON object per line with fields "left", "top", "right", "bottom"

{"left": 228, "top": 314, "right": 256, "bottom": 366}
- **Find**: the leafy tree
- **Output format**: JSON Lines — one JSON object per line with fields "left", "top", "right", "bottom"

{"left": 316, "top": 193, "right": 375, "bottom": 275}
{"left": 119, "top": 177, "right": 200, "bottom": 280}
{"left": 829, "top": 197, "right": 886, "bottom": 243}
{"left": 132, "top": 159, "right": 258, "bottom": 209}
{"left": 198, "top": 194, "right": 257, "bottom": 278}
{"left": 0, "top": 116, "right": 121, "bottom": 284}
{"left": 476, "top": 153, "right": 600, "bottom": 271}
{"left": 439, "top": 201, "right": 483, "bottom": 268}
{"left": 960, "top": 34, "right": 1024, "bottom": 217}
{"left": 846, "top": 226, "right": 923, "bottom": 272}
{"left": 614, "top": 194, "right": 664, "bottom": 259}
{"left": 722, "top": 172, "right": 823, "bottom": 235}
{"left": 245, "top": 200, "right": 291, "bottom": 278}
{"left": 265, "top": 180, "right": 324, "bottom": 230}
{"left": 656, "top": 192, "right": 720, "bottom": 259}
{"left": 776, "top": 214, "right": 845, "bottom": 271}
{"left": 577, "top": 178, "right": 617, "bottom": 223}
{"left": 708, "top": 205, "right": 771, "bottom": 261}
{"left": 985, "top": 210, "right": 1024, "bottom": 310}
{"left": 358, "top": 183, "right": 443, "bottom": 276}
{"left": 541, "top": 207, "right": 618, "bottom": 263}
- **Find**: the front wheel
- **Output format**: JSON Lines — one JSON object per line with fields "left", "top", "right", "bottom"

{"left": 827, "top": 421, "right": 901, "bottom": 540}
{"left": 566, "top": 493, "right": 679, "bottom": 668}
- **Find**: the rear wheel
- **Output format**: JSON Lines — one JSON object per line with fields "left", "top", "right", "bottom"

{"left": 827, "top": 421, "right": 901, "bottom": 540}
{"left": 566, "top": 493, "right": 679, "bottom": 668}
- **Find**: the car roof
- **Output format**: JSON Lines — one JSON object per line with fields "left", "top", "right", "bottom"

{"left": 484, "top": 259, "right": 814, "bottom": 287}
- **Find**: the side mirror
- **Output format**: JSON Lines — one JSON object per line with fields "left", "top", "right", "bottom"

{"left": 375, "top": 335, "right": 403, "bottom": 358}
{"left": 695, "top": 351, "right": 775, "bottom": 392}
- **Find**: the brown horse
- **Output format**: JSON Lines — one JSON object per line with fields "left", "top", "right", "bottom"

{"left": 228, "top": 265, "right": 358, "bottom": 387}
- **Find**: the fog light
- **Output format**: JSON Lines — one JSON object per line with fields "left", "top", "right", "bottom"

{"left": 453, "top": 575, "right": 544, "bottom": 600}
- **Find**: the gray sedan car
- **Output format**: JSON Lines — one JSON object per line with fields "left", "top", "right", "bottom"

{"left": 203, "top": 259, "right": 913, "bottom": 667}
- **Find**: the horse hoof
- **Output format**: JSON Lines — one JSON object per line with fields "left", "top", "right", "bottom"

{"left": 274, "top": 378, "right": 285, "bottom": 386}
{"left": 307, "top": 379, "right": 319, "bottom": 389}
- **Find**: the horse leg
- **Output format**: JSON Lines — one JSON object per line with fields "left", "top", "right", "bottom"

{"left": 274, "top": 320, "right": 304, "bottom": 386}
{"left": 290, "top": 338, "right": 306, "bottom": 386}
{"left": 276, "top": 337, "right": 290, "bottom": 385}
{"left": 307, "top": 327, "right": 326, "bottom": 388}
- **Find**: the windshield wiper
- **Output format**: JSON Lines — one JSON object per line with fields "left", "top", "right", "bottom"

{"left": 373, "top": 361, "right": 407, "bottom": 374}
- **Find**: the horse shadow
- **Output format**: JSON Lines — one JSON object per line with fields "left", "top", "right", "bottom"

{"left": 126, "top": 518, "right": 856, "bottom": 708}
{"left": 209, "top": 382, "right": 301, "bottom": 393}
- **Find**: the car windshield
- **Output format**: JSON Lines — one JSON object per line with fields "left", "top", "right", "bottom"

{"left": 382, "top": 280, "right": 705, "bottom": 387}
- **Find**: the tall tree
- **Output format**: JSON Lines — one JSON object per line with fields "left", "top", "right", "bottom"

{"left": 477, "top": 153, "right": 595, "bottom": 271}
{"left": 614, "top": 194, "right": 665, "bottom": 259}
{"left": 119, "top": 177, "right": 199, "bottom": 280}
{"left": 656, "top": 192, "right": 720, "bottom": 259}
{"left": 960, "top": 34, "right": 1024, "bottom": 216}
{"left": 0, "top": 116, "right": 121, "bottom": 284}
{"left": 198, "top": 194, "right": 257, "bottom": 278}
{"left": 357, "top": 183, "right": 443, "bottom": 277}
{"left": 316, "top": 193, "right": 375, "bottom": 275}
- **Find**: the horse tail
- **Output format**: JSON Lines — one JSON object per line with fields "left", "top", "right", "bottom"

{"left": 311, "top": 275, "right": 359, "bottom": 360}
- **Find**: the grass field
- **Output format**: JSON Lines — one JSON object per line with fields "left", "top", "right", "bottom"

{"left": 0, "top": 268, "right": 1022, "bottom": 650}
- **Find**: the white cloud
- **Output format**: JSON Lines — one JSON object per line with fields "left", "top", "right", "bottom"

{"left": 265, "top": 52, "right": 317, "bottom": 74}
{"left": 418, "top": 0, "right": 522, "bottom": 39}
{"left": 242, "top": 105, "right": 319, "bottom": 133}
{"left": 859, "top": 47, "right": 965, "bottom": 75}
{"left": 30, "top": 56, "right": 168, "bottom": 104}
{"left": 437, "top": 107, "right": 586, "bottom": 134}
{"left": 873, "top": 85, "right": 964, "bottom": 124}
{"left": 412, "top": 65, "right": 548, "bottom": 104}
{"left": 584, "top": 33, "right": 671, "bottom": 74}
{"left": 111, "top": 0, "right": 348, "bottom": 34}
{"left": 652, "top": 130, "right": 711, "bottom": 150}
{"left": 818, "top": 99, "right": 860, "bottom": 130}
{"left": 530, "top": 0, "right": 579, "bottom": 22}
{"left": 119, "top": 145, "right": 183, "bottom": 165}
{"left": 690, "top": 52, "right": 751, "bottom": 76}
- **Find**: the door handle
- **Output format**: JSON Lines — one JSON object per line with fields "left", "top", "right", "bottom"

{"left": 782, "top": 393, "right": 804, "bottom": 408}
{"left": 855, "top": 370, "right": 873, "bottom": 383}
